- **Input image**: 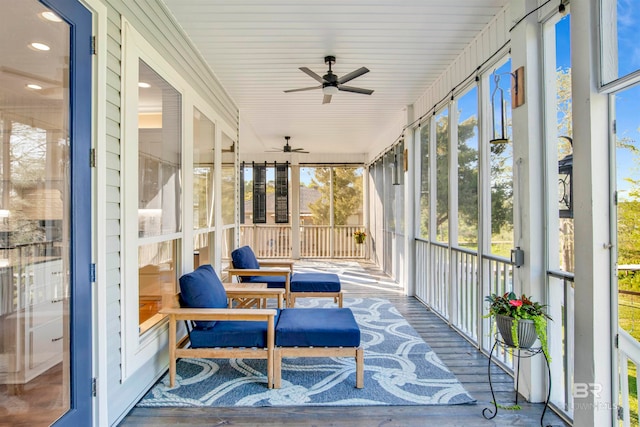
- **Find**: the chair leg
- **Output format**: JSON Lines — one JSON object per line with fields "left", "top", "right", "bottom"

{"left": 168, "top": 317, "right": 177, "bottom": 387}
{"left": 274, "top": 348, "right": 282, "bottom": 389}
{"left": 355, "top": 347, "right": 364, "bottom": 388}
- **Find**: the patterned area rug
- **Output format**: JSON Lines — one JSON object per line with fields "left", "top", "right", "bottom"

{"left": 137, "top": 298, "right": 476, "bottom": 407}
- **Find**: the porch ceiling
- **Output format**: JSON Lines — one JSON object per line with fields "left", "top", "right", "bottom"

{"left": 160, "top": 0, "right": 508, "bottom": 159}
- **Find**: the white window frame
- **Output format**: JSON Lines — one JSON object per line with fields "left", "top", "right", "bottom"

{"left": 120, "top": 19, "right": 235, "bottom": 379}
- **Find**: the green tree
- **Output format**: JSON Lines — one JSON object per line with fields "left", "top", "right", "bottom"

{"left": 431, "top": 113, "right": 512, "bottom": 238}
{"left": 308, "top": 167, "right": 363, "bottom": 225}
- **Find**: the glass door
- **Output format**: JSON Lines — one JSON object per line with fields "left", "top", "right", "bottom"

{"left": 0, "top": 0, "right": 92, "bottom": 425}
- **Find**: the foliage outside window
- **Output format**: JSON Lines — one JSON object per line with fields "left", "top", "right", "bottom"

{"left": 137, "top": 59, "right": 182, "bottom": 333}
{"left": 435, "top": 108, "right": 449, "bottom": 243}
{"left": 457, "top": 86, "right": 479, "bottom": 250}
{"left": 301, "top": 166, "right": 363, "bottom": 225}
{"left": 615, "top": 82, "right": 640, "bottom": 353}
{"left": 419, "top": 123, "right": 430, "bottom": 240}
{"left": 489, "top": 62, "right": 514, "bottom": 257}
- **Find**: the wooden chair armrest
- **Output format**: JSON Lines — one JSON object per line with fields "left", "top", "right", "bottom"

{"left": 258, "top": 260, "right": 294, "bottom": 270}
{"left": 160, "top": 307, "right": 277, "bottom": 322}
{"left": 227, "top": 268, "right": 291, "bottom": 277}
{"left": 225, "top": 288, "right": 285, "bottom": 298}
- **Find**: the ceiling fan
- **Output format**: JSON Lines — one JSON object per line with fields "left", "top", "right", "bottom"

{"left": 268, "top": 136, "right": 309, "bottom": 154}
{"left": 284, "top": 56, "right": 374, "bottom": 104}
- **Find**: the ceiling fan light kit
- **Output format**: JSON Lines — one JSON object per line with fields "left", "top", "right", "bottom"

{"left": 284, "top": 55, "right": 373, "bottom": 104}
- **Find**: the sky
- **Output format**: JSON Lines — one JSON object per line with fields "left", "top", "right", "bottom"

{"left": 612, "top": 1, "right": 640, "bottom": 197}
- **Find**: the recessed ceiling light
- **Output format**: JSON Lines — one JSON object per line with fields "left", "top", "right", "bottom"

{"left": 138, "top": 82, "right": 151, "bottom": 88}
{"left": 30, "top": 42, "right": 50, "bottom": 51}
{"left": 26, "top": 84, "right": 43, "bottom": 90}
{"left": 41, "top": 11, "right": 62, "bottom": 22}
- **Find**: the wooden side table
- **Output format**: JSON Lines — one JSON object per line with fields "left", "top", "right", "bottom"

{"left": 223, "top": 283, "right": 285, "bottom": 309}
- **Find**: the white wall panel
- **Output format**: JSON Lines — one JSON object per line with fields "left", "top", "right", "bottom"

{"left": 413, "top": 6, "right": 510, "bottom": 121}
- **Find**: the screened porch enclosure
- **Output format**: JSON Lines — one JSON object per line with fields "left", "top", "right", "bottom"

{"left": 239, "top": 164, "right": 368, "bottom": 260}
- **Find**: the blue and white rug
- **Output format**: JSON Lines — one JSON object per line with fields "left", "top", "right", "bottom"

{"left": 137, "top": 298, "right": 476, "bottom": 407}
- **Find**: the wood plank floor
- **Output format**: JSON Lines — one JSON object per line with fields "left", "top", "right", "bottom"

{"left": 118, "top": 261, "right": 569, "bottom": 427}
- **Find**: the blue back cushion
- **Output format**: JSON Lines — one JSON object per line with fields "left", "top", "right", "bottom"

{"left": 179, "top": 264, "right": 227, "bottom": 328}
{"left": 231, "top": 246, "right": 260, "bottom": 269}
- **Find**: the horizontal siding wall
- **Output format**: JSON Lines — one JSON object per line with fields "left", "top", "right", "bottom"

{"left": 412, "top": 6, "right": 510, "bottom": 120}
{"left": 104, "top": 6, "right": 123, "bottom": 426}
{"left": 99, "top": 0, "right": 239, "bottom": 425}
{"left": 109, "top": 0, "right": 238, "bottom": 128}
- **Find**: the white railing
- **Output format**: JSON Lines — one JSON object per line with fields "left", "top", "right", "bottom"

{"left": 452, "top": 247, "right": 479, "bottom": 342}
{"left": 482, "top": 254, "right": 516, "bottom": 368}
{"left": 415, "top": 240, "right": 515, "bottom": 365}
{"left": 619, "top": 326, "right": 640, "bottom": 427}
{"left": 427, "top": 242, "right": 450, "bottom": 318}
{"left": 239, "top": 224, "right": 366, "bottom": 259}
{"left": 239, "top": 225, "right": 292, "bottom": 258}
{"left": 415, "top": 241, "right": 480, "bottom": 343}
{"left": 547, "top": 270, "right": 575, "bottom": 422}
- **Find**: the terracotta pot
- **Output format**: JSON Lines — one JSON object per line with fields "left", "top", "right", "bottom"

{"left": 495, "top": 314, "right": 538, "bottom": 348}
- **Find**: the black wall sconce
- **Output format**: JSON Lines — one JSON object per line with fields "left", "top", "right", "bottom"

{"left": 558, "top": 136, "right": 573, "bottom": 218}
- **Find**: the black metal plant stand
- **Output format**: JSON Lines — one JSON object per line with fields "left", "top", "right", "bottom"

{"left": 482, "top": 335, "right": 552, "bottom": 427}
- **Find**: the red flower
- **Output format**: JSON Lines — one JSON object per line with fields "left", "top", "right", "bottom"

{"left": 509, "top": 299, "right": 523, "bottom": 307}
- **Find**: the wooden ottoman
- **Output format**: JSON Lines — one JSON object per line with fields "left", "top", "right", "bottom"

{"left": 289, "top": 272, "right": 343, "bottom": 307}
{"left": 273, "top": 308, "right": 363, "bottom": 389}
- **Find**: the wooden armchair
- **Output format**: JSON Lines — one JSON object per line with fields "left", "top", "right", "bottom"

{"left": 228, "top": 246, "right": 343, "bottom": 308}
{"left": 227, "top": 245, "right": 293, "bottom": 305}
{"left": 160, "top": 264, "right": 284, "bottom": 388}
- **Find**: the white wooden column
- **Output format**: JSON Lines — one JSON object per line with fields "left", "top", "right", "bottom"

{"left": 509, "top": 0, "right": 546, "bottom": 403}
{"left": 572, "top": 1, "right": 613, "bottom": 425}
{"left": 404, "top": 105, "right": 415, "bottom": 296}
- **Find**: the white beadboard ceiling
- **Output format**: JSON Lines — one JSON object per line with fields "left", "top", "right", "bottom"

{"left": 160, "top": 0, "right": 508, "bottom": 160}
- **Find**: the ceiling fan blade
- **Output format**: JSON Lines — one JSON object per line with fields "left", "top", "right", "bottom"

{"left": 284, "top": 85, "right": 322, "bottom": 93}
{"left": 291, "top": 148, "right": 307, "bottom": 152}
{"left": 338, "top": 67, "right": 369, "bottom": 84}
{"left": 322, "top": 94, "right": 332, "bottom": 104}
{"left": 338, "top": 85, "right": 374, "bottom": 95}
{"left": 299, "top": 67, "right": 325, "bottom": 83}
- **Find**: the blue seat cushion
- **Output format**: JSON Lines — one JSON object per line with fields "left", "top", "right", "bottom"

{"left": 275, "top": 308, "right": 360, "bottom": 347}
{"left": 190, "top": 310, "right": 281, "bottom": 348}
{"left": 243, "top": 275, "right": 287, "bottom": 288}
{"left": 179, "top": 264, "right": 227, "bottom": 328}
{"left": 290, "top": 273, "right": 341, "bottom": 292}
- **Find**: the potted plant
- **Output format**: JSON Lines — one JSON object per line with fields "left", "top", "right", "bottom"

{"left": 353, "top": 230, "right": 367, "bottom": 244}
{"left": 485, "top": 292, "right": 551, "bottom": 356}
